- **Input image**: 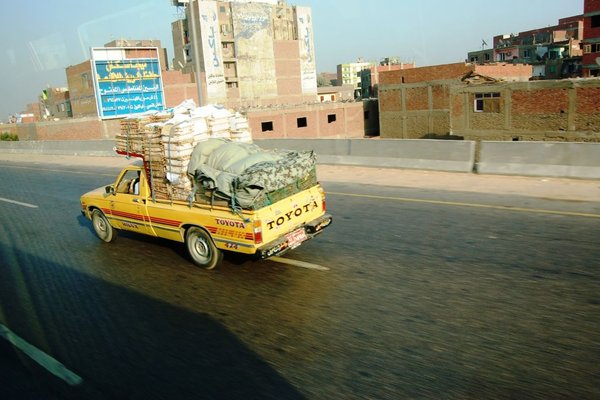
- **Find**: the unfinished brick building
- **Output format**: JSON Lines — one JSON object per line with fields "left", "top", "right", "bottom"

{"left": 378, "top": 62, "right": 600, "bottom": 142}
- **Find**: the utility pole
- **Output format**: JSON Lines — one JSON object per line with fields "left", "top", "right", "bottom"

{"left": 188, "top": 0, "right": 203, "bottom": 106}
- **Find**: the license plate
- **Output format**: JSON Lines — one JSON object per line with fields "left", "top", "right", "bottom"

{"left": 286, "top": 228, "right": 307, "bottom": 249}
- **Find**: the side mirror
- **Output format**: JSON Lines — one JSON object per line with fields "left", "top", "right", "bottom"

{"left": 105, "top": 185, "right": 115, "bottom": 195}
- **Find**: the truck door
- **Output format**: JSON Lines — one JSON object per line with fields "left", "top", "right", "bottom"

{"left": 108, "top": 168, "right": 155, "bottom": 236}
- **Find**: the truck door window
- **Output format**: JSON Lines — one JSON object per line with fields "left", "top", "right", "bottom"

{"left": 117, "top": 170, "right": 141, "bottom": 195}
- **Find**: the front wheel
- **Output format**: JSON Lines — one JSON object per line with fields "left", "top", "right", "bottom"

{"left": 185, "top": 227, "right": 222, "bottom": 270}
{"left": 91, "top": 209, "right": 116, "bottom": 242}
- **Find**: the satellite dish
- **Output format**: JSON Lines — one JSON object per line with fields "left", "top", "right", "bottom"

{"left": 596, "top": 57, "right": 600, "bottom": 66}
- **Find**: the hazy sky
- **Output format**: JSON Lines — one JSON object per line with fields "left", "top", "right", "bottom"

{"left": 0, "top": 0, "right": 583, "bottom": 120}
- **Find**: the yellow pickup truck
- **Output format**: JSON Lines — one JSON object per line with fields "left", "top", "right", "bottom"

{"left": 80, "top": 162, "right": 332, "bottom": 269}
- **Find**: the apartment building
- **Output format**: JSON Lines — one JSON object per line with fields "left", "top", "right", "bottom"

{"left": 582, "top": 0, "right": 600, "bottom": 76}
{"left": 467, "top": 15, "right": 584, "bottom": 79}
{"left": 336, "top": 60, "right": 373, "bottom": 98}
{"left": 171, "top": 0, "right": 317, "bottom": 108}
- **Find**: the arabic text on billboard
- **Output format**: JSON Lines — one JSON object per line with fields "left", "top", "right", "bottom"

{"left": 92, "top": 48, "right": 165, "bottom": 118}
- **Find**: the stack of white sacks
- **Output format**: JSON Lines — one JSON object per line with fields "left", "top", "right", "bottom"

{"left": 159, "top": 101, "right": 252, "bottom": 201}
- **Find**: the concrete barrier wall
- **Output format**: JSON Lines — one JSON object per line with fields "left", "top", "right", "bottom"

{"left": 256, "top": 139, "right": 476, "bottom": 172}
{"left": 478, "top": 141, "right": 600, "bottom": 179}
{"left": 0, "top": 140, "right": 116, "bottom": 156}
{"left": 1, "top": 139, "right": 599, "bottom": 179}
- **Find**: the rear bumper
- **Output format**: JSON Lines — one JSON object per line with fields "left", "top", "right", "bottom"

{"left": 257, "top": 213, "right": 332, "bottom": 259}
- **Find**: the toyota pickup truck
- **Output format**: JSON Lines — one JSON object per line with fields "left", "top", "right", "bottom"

{"left": 80, "top": 161, "right": 332, "bottom": 269}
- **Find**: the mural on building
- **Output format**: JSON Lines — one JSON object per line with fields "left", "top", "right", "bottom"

{"left": 231, "top": 2, "right": 278, "bottom": 98}
{"left": 91, "top": 47, "right": 165, "bottom": 119}
{"left": 295, "top": 6, "right": 317, "bottom": 94}
{"left": 198, "top": 1, "right": 227, "bottom": 99}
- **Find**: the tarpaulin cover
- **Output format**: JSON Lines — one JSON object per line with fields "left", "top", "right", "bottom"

{"left": 188, "top": 139, "right": 316, "bottom": 209}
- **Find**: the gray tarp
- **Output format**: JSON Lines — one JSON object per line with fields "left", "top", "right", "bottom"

{"left": 188, "top": 139, "right": 316, "bottom": 208}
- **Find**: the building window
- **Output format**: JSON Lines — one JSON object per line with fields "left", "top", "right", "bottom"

{"left": 261, "top": 121, "right": 273, "bottom": 132}
{"left": 592, "top": 15, "right": 600, "bottom": 28}
{"left": 364, "top": 111, "right": 369, "bottom": 120}
{"left": 474, "top": 92, "right": 501, "bottom": 113}
{"left": 484, "top": 53, "right": 491, "bottom": 61}
{"left": 297, "top": 117, "right": 307, "bottom": 128}
{"left": 226, "top": 81, "right": 238, "bottom": 88}
{"left": 523, "top": 49, "right": 530, "bottom": 59}
{"left": 327, "top": 114, "right": 336, "bottom": 123}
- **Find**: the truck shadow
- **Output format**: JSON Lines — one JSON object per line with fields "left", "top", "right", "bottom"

{"left": 0, "top": 242, "right": 305, "bottom": 399}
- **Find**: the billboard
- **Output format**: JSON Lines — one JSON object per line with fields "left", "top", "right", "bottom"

{"left": 91, "top": 47, "right": 165, "bottom": 119}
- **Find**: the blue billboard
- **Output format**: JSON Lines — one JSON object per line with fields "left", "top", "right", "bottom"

{"left": 92, "top": 48, "right": 165, "bottom": 118}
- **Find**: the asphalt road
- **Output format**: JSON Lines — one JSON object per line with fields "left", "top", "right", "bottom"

{"left": 1, "top": 160, "right": 599, "bottom": 399}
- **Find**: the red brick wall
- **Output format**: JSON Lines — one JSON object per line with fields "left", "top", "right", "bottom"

{"left": 405, "top": 87, "right": 429, "bottom": 111}
{"left": 577, "top": 87, "right": 600, "bottom": 113}
{"left": 474, "top": 64, "right": 533, "bottom": 81}
{"left": 379, "top": 89, "right": 402, "bottom": 111}
{"left": 380, "top": 63, "right": 473, "bottom": 84}
{"left": 162, "top": 70, "right": 194, "bottom": 85}
{"left": 431, "top": 85, "right": 449, "bottom": 109}
{"left": 512, "top": 88, "right": 569, "bottom": 114}
{"left": 274, "top": 41, "right": 303, "bottom": 99}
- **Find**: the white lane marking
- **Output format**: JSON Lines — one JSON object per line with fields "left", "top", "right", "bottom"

{"left": 270, "top": 256, "right": 330, "bottom": 271}
{"left": 0, "top": 197, "right": 38, "bottom": 208}
{"left": 0, "top": 323, "right": 83, "bottom": 386}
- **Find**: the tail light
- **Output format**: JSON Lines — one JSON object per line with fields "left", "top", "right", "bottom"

{"left": 253, "top": 220, "right": 263, "bottom": 244}
{"left": 318, "top": 186, "right": 327, "bottom": 212}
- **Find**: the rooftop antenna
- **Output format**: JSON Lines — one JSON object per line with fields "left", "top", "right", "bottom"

{"left": 481, "top": 39, "right": 488, "bottom": 50}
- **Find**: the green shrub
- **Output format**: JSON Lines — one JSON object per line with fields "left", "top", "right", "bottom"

{"left": 0, "top": 132, "right": 19, "bottom": 141}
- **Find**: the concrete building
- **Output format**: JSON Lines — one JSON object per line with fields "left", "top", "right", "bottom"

{"left": 582, "top": 0, "right": 600, "bottom": 76}
{"left": 171, "top": 0, "right": 317, "bottom": 108}
{"left": 378, "top": 62, "right": 600, "bottom": 142}
{"left": 336, "top": 60, "right": 373, "bottom": 98}
{"left": 467, "top": 15, "right": 584, "bottom": 79}
{"left": 40, "top": 87, "right": 71, "bottom": 120}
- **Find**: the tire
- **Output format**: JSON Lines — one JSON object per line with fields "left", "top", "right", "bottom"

{"left": 91, "top": 209, "right": 116, "bottom": 243}
{"left": 185, "top": 226, "right": 222, "bottom": 270}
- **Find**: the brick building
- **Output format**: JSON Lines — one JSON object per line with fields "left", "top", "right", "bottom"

{"left": 360, "top": 59, "right": 416, "bottom": 98}
{"left": 378, "top": 62, "right": 600, "bottom": 142}
{"left": 40, "top": 87, "right": 71, "bottom": 120}
{"left": 582, "top": 0, "right": 600, "bottom": 76}
{"left": 468, "top": 15, "right": 584, "bottom": 79}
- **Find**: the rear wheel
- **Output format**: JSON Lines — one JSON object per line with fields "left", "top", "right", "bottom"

{"left": 91, "top": 209, "right": 116, "bottom": 242}
{"left": 185, "top": 227, "right": 222, "bottom": 270}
